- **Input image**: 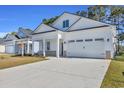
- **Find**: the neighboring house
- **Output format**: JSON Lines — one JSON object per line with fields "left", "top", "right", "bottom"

{"left": 0, "top": 38, "right": 5, "bottom": 53}
{"left": 32, "top": 12, "right": 117, "bottom": 59}
{"left": 4, "top": 28, "right": 32, "bottom": 55}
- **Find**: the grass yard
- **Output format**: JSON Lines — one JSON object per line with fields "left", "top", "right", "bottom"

{"left": 0, "top": 54, "right": 47, "bottom": 69}
{"left": 101, "top": 54, "right": 124, "bottom": 88}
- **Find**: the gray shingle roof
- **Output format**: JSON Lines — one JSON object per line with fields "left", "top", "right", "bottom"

{"left": 17, "top": 27, "right": 32, "bottom": 38}
{"left": 0, "top": 38, "right": 4, "bottom": 45}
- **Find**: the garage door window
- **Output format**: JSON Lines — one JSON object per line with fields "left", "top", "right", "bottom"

{"left": 85, "top": 39, "right": 93, "bottom": 42}
{"left": 76, "top": 39, "right": 83, "bottom": 42}
{"left": 68, "top": 40, "right": 75, "bottom": 43}
{"left": 95, "top": 38, "right": 104, "bottom": 41}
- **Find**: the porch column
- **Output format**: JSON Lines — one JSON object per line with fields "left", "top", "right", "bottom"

{"left": 56, "top": 35, "right": 60, "bottom": 58}
{"left": 21, "top": 42, "right": 24, "bottom": 56}
{"left": 27, "top": 40, "right": 30, "bottom": 54}
{"left": 13, "top": 40, "right": 16, "bottom": 54}
{"left": 32, "top": 40, "right": 34, "bottom": 56}
{"left": 43, "top": 39, "right": 46, "bottom": 57}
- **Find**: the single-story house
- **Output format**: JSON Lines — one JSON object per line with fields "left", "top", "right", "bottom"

{"left": 32, "top": 12, "right": 117, "bottom": 59}
{"left": 0, "top": 38, "right": 5, "bottom": 53}
{"left": 4, "top": 27, "right": 32, "bottom": 55}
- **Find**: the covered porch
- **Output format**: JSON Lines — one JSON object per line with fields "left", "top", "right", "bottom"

{"left": 15, "top": 38, "right": 32, "bottom": 55}
{"left": 32, "top": 31, "right": 63, "bottom": 58}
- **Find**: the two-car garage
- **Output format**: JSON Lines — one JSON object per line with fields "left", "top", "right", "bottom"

{"left": 64, "top": 27, "right": 114, "bottom": 59}
{"left": 66, "top": 38, "right": 106, "bottom": 58}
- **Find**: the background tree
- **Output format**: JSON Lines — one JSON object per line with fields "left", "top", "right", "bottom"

{"left": 76, "top": 10, "right": 88, "bottom": 17}
{"left": 110, "top": 6, "right": 124, "bottom": 53}
{"left": 87, "top": 5, "right": 106, "bottom": 21}
{"left": 11, "top": 32, "right": 17, "bottom": 35}
{"left": 42, "top": 16, "right": 59, "bottom": 25}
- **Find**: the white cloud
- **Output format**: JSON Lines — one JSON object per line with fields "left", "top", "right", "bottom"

{"left": 0, "top": 32, "right": 8, "bottom": 38}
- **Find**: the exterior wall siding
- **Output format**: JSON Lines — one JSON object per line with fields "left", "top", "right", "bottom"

{"left": 0, "top": 45, "right": 5, "bottom": 53}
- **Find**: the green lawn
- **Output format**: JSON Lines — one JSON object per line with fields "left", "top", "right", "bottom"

{"left": 101, "top": 54, "right": 124, "bottom": 88}
{"left": 0, "top": 54, "right": 47, "bottom": 69}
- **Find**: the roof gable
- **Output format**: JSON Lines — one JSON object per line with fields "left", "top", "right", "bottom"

{"left": 67, "top": 17, "right": 109, "bottom": 31}
{"left": 51, "top": 12, "right": 81, "bottom": 31}
{"left": 34, "top": 23, "right": 56, "bottom": 33}
{"left": 4, "top": 34, "right": 18, "bottom": 41}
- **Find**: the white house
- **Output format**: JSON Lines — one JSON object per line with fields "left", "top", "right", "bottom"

{"left": 4, "top": 28, "right": 32, "bottom": 55}
{"left": 0, "top": 38, "right": 5, "bottom": 53}
{"left": 32, "top": 12, "right": 117, "bottom": 59}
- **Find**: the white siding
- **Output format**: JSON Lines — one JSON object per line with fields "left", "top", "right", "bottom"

{"left": 0, "top": 45, "right": 5, "bottom": 53}
{"left": 34, "top": 24, "right": 55, "bottom": 33}
{"left": 4, "top": 40, "right": 15, "bottom": 54}
{"left": 5, "top": 45, "right": 15, "bottom": 54}
{"left": 45, "top": 39, "right": 56, "bottom": 51}
{"left": 68, "top": 17, "right": 108, "bottom": 31}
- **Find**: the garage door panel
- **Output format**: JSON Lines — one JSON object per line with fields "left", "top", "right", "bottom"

{"left": 6, "top": 45, "right": 15, "bottom": 54}
{"left": 67, "top": 41, "right": 105, "bottom": 58}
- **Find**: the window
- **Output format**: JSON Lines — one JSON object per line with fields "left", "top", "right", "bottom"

{"left": 63, "top": 20, "right": 69, "bottom": 28}
{"left": 47, "top": 41, "right": 50, "bottom": 50}
{"left": 63, "top": 21, "right": 66, "bottom": 28}
{"left": 66, "top": 20, "right": 69, "bottom": 27}
{"left": 76, "top": 39, "right": 83, "bottom": 42}
{"left": 95, "top": 38, "right": 104, "bottom": 41}
{"left": 68, "top": 40, "right": 75, "bottom": 43}
{"left": 85, "top": 39, "right": 93, "bottom": 42}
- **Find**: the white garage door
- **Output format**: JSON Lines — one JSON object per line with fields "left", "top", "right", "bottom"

{"left": 5, "top": 45, "right": 15, "bottom": 54}
{"left": 67, "top": 39, "right": 105, "bottom": 58}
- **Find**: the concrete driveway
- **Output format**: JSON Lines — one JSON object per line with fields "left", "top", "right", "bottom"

{"left": 0, "top": 57, "right": 110, "bottom": 88}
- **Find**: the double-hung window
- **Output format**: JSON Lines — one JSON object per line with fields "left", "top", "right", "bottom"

{"left": 63, "top": 20, "right": 69, "bottom": 28}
